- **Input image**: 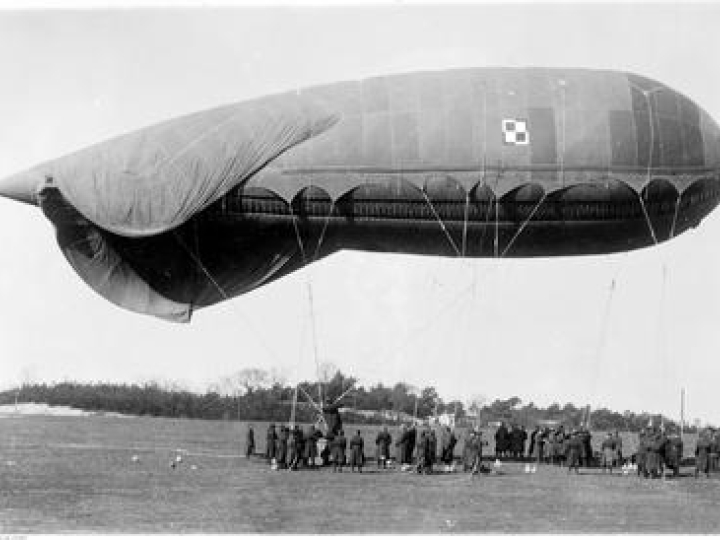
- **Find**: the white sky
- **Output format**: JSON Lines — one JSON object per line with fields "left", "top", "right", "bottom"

{"left": 1, "top": 3, "right": 720, "bottom": 424}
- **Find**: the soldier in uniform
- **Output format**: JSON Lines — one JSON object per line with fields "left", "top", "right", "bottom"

{"left": 470, "top": 429, "right": 488, "bottom": 475}
{"left": 395, "top": 424, "right": 409, "bottom": 468}
{"left": 244, "top": 424, "right": 255, "bottom": 458}
{"left": 528, "top": 426, "right": 539, "bottom": 459}
{"left": 428, "top": 429, "right": 438, "bottom": 473}
{"left": 645, "top": 428, "right": 663, "bottom": 478}
{"left": 349, "top": 430, "right": 364, "bottom": 473}
{"left": 495, "top": 422, "right": 509, "bottom": 458}
{"left": 635, "top": 429, "right": 647, "bottom": 477}
{"left": 375, "top": 425, "right": 392, "bottom": 469}
{"left": 566, "top": 430, "right": 582, "bottom": 474}
{"left": 266, "top": 424, "right": 277, "bottom": 464}
{"left": 415, "top": 428, "right": 428, "bottom": 474}
{"left": 276, "top": 425, "right": 288, "bottom": 469}
{"left": 695, "top": 429, "right": 713, "bottom": 478}
{"left": 407, "top": 424, "right": 417, "bottom": 465}
{"left": 440, "top": 426, "right": 458, "bottom": 472}
{"left": 612, "top": 430, "right": 623, "bottom": 467}
{"left": 289, "top": 425, "right": 304, "bottom": 470}
{"left": 304, "top": 424, "right": 318, "bottom": 469}
{"left": 664, "top": 428, "right": 683, "bottom": 478}
{"left": 331, "top": 429, "right": 347, "bottom": 472}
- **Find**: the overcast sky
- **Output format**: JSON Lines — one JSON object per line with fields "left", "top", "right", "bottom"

{"left": 1, "top": 3, "right": 720, "bottom": 425}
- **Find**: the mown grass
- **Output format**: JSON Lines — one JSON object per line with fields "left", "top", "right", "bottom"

{"left": 0, "top": 415, "right": 716, "bottom": 533}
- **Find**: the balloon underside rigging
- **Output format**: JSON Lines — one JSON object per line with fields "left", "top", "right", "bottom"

{"left": 1, "top": 67, "right": 719, "bottom": 322}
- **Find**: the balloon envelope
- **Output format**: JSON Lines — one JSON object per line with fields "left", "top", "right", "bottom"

{"left": 1, "top": 67, "right": 719, "bottom": 321}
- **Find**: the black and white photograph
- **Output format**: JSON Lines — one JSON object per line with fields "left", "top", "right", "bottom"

{"left": 1, "top": 0, "right": 720, "bottom": 534}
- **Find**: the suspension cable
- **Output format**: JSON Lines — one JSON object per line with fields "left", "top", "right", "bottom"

{"left": 669, "top": 193, "right": 682, "bottom": 240}
{"left": 461, "top": 193, "right": 470, "bottom": 257}
{"left": 587, "top": 278, "right": 617, "bottom": 423}
{"left": 421, "top": 190, "right": 462, "bottom": 257}
{"left": 174, "top": 230, "right": 230, "bottom": 300}
{"left": 500, "top": 192, "right": 547, "bottom": 257}
{"left": 637, "top": 193, "right": 659, "bottom": 245}
{"left": 312, "top": 200, "right": 336, "bottom": 261}
{"left": 173, "top": 229, "right": 286, "bottom": 366}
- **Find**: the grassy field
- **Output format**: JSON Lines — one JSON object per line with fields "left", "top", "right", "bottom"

{"left": 1, "top": 415, "right": 718, "bottom": 533}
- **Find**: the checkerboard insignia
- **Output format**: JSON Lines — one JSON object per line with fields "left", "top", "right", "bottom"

{"left": 502, "top": 118, "right": 529, "bottom": 145}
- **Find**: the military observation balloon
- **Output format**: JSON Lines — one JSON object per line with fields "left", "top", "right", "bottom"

{"left": 1, "top": 68, "right": 719, "bottom": 322}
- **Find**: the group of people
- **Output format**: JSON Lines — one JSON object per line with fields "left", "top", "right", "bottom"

{"left": 244, "top": 420, "right": 719, "bottom": 478}
{"left": 495, "top": 423, "right": 603, "bottom": 468}
{"left": 245, "top": 423, "right": 368, "bottom": 472}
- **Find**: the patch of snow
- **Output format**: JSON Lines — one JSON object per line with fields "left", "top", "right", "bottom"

{"left": 0, "top": 402, "right": 130, "bottom": 418}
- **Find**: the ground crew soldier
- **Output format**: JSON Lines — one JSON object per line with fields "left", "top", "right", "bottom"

{"left": 349, "top": 430, "right": 364, "bottom": 473}
{"left": 470, "top": 430, "right": 488, "bottom": 475}
{"left": 276, "top": 425, "right": 288, "bottom": 469}
{"left": 566, "top": 430, "right": 582, "bottom": 474}
{"left": 331, "top": 430, "right": 347, "bottom": 472}
{"left": 407, "top": 424, "right": 417, "bottom": 465}
{"left": 428, "top": 429, "right": 437, "bottom": 473}
{"left": 395, "top": 424, "right": 409, "bottom": 469}
{"left": 266, "top": 424, "right": 277, "bottom": 464}
{"left": 612, "top": 430, "right": 623, "bottom": 467}
{"left": 245, "top": 424, "right": 255, "bottom": 458}
{"left": 289, "top": 425, "right": 304, "bottom": 470}
{"left": 601, "top": 433, "right": 615, "bottom": 474}
{"left": 415, "top": 428, "right": 429, "bottom": 474}
{"left": 440, "top": 426, "right": 457, "bottom": 472}
{"left": 636, "top": 429, "right": 647, "bottom": 477}
{"left": 375, "top": 426, "right": 392, "bottom": 469}
{"left": 645, "top": 428, "right": 662, "bottom": 478}
{"left": 664, "top": 429, "right": 683, "bottom": 478}
{"left": 695, "top": 429, "right": 713, "bottom": 478}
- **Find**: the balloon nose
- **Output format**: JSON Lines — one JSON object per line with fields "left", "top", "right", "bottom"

{"left": 0, "top": 171, "right": 42, "bottom": 205}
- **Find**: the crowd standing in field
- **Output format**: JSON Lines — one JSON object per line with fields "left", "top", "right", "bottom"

{"left": 246, "top": 421, "right": 720, "bottom": 479}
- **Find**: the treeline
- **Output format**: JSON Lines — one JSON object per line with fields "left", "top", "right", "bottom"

{"left": 0, "top": 368, "right": 694, "bottom": 432}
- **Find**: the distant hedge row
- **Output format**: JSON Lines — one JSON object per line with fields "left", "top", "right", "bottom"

{"left": 0, "top": 374, "right": 691, "bottom": 432}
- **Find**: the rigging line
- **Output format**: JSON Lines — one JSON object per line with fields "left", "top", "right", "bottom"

{"left": 461, "top": 193, "right": 470, "bottom": 257}
{"left": 637, "top": 193, "right": 659, "bottom": 245}
{"left": 499, "top": 193, "right": 548, "bottom": 257}
{"left": 288, "top": 201, "right": 323, "bottom": 405}
{"left": 331, "top": 380, "right": 357, "bottom": 406}
{"left": 371, "top": 280, "right": 476, "bottom": 368}
{"left": 657, "top": 263, "right": 672, "bottom": 398}
{"left": 173, "top": 230, "right": 285, "bottom": 366}
{"left": 588, "top": 278, "right": 617, "bottom": 412}
{"left": 174, "top": 230, "right": 229, "bottom": 300}
{"left": 669, "top": 193, "right": 682, "bottom": 240}
{"left": 493, "top": 168, "right": 503, "bottom": 258}
{"left": 312, "top": 200, "right": 336, "bottom": 261}
{"left": 287, "top": 203, "right": 308, "bottom": 264}
{"left": 289, "top": 385, "right": 298, "bottom": 426}
{"left": 297, "top": 383, "right": 323, "bottom": 414}
{"left": 420, "top": 190, "right": 462, "bottom": 257}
